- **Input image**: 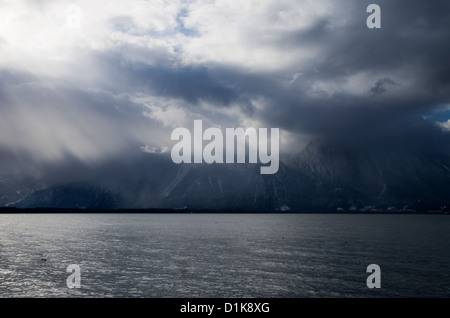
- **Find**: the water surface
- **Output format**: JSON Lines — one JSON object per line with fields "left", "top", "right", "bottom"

{"left": 0, "top": 213, "right": 449, "bottom": 297}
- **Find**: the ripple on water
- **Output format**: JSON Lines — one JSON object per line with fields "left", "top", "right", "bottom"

{"left": 0, "top": 214, "right": 449, "bottom": 297}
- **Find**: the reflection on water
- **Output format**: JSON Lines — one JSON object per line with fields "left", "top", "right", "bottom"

{"left": 0, "top": 213, "right": 449, "bottom": 297}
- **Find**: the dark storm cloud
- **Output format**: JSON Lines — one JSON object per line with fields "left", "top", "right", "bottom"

{"left": 0, "top": 73, "right": 168, "bottom": 173}
{"left": 88, "top": 0, "right": 450, "bottom": 155}
{"left": 97, "top": 53, "right": 239, "bottom": 105}
{"left": 240, "top": 0, "right": 450, "bottom": 152}
{"left": 309, "top": 0, "right": 450, "bottom": 76}
{"left": 1, "top": 0, "right": 450, "bottom": 178}
{"left": 370, "top": 78, "right": 396, "bottom": 96}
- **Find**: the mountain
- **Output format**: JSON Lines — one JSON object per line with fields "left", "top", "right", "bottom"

{"left": 5, "top": 141, "right": 450, "bottom": 212}
{"left": 13, "top": 182, "right": 119, "bottom": 209}
{"left": 286, "top": 140, "right": 450, "bottom": 212}
{"left": 0, "top": 175, "right": 48, "bottom": 207}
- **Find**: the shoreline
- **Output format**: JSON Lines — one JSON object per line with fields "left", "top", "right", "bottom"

{"left": 0, "top": 207, "right": 448, "bottom": 215}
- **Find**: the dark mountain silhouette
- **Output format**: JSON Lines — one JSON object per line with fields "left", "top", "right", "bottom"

{"left": 6, "top": 140, "right": 450, "bottom": 212}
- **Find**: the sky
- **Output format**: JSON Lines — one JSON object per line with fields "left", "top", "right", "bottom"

{"left": 1, "top": 0, "right": 450, "bottom": 180}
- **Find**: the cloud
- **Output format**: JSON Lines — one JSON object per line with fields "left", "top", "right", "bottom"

{"left": 370, "top": 78, "right": 396, "bottom": 96}
{"left": 1, "top": 0, "right": 450, "bottom": 184}
{"left": 140, "top": 145, "right": 170, "bottom": 154}
{"left": 0, "top": 77, "right": 169, "bottom": 163}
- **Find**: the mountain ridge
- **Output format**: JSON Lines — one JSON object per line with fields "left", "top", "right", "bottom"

{"left": 5, "top": 140, "right": 450, "bottom": 212}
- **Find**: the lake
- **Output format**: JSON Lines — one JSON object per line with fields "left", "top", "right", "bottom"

{"left": 0, "top": 213, "right": 449, "bottom": 297}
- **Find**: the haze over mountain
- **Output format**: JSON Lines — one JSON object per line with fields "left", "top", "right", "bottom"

{"left": 4, "top": 140, "right": 449, "bottom": 212}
